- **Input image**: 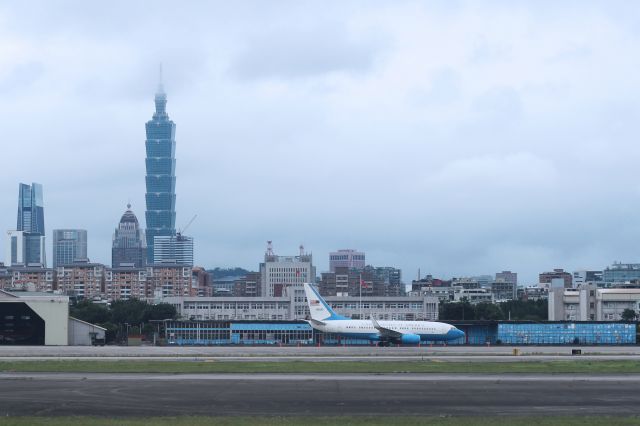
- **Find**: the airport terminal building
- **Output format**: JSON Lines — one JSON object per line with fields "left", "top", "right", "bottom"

{"left": 164, "top": 293, "right": 440, "bottom": 322}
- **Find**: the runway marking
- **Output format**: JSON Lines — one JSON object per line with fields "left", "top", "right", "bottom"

{"left": 2, "top": 372, "right": 640, "bottom": 381}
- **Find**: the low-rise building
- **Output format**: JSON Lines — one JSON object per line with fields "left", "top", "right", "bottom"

{"left": 548, "top": 284, "right": 640, "bottom": 321}
{"left": 453, "top": 288, "right": 493, "bottom": 304}
{"left": 56, "top": 263, "right": 105, "bottom": 299}
{"left": 105, "top": 267, "right": 147, "bottom": 301}
{"left": 164, "top": 292, "right": 439, "bottom": 322}
{"left": 146, "top": 264, "right": 193, "bottom": 301}
{"left": 491, "top": 279, "right": 517, "bottom": 301}
{"left": 6, "top": 266, "right": 55, "bottom": 292}
{"left": 539, "top": 268, "right": 572, "bottom": 288}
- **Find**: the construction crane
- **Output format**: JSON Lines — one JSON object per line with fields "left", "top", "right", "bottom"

{"left": 177, "top": 214, "right": 197, "bottom": 237}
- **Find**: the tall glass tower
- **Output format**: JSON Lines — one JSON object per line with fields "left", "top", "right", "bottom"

{"left": 17, "top": 183, "right": 45, "bottom": 235}
{"left": 144, "top": 78, "right": 177, "bottom": 264}
{"left": 9, "top": 182, "right": 47, "bottom": 266}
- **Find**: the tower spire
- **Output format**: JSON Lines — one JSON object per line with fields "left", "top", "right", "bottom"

{"left": 154, "top": 63, "right": 167, "bottom": 116}
{"left": 157, "top": 63, "right": 165, "bottom": 95}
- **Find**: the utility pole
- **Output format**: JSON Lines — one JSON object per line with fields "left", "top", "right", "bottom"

{"left": 359, "top": 273, "right": 363, "bottom": 320}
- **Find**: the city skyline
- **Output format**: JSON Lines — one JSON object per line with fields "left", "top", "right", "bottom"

{"left": 2, "top": 2, "right": 640, "bottom": 283}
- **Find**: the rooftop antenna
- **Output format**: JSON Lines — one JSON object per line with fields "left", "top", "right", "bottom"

{"left": 157, "top": 63, "right": 165, "bottom": 94}
{"left": 299, "top": 244, "right": 304, "bottom": 256}
{"left": 266, "top": 241, "right": 274, "bottom": 256}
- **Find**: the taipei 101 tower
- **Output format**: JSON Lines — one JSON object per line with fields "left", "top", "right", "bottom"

{"left": 144, "top": 68, "right": 177, "bottom": 264}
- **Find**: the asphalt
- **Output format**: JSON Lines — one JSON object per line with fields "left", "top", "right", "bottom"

{"left": 1, "top": 373, "right": 640, "bottom": 417}
{"left": 2, "top": 345, "right": 640, "bottom": 358}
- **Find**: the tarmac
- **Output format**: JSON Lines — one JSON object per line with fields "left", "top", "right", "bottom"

{"left": 1, "top": 345, "right": 640, "bottom": 362}
{"left": 1, "top": 372, "right": 640, "bottom": 417}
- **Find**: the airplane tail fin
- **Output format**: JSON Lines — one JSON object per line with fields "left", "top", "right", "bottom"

{"left": 304, "top": 283, "right": 347, "bottom": 321}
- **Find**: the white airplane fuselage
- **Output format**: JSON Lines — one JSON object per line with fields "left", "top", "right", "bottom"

{"left": 308, "top": 319, "right": 462, "bottom": 342}
{"left": 303, "top": 282, "right": 465, "bottom": 344}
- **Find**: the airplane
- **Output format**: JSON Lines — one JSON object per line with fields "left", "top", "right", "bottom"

{"left": 303, "top": 283, "right": 465, "bottom": 346}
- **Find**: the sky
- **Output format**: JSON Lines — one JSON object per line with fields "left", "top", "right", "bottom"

{"left": 1, "top": 1, "right": 640, "bottom": 284}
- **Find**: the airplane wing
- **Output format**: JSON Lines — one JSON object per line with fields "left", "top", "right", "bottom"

{"left": 371, "top": 318, "right": 403, "bottom": 339}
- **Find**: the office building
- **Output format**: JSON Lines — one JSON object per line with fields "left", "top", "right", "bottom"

{"left": 260, "top": 242, "right": 315, "bottom": 297}
{"left": 52, "top": 229, "right": 88, "bottom": 267}
{"left": 5, "top": 231, "right": 24, "bottom": 266}
{"left": 539, "top": 269, "right": 572, "bottom": 288}
{"left": 495, "top": 271, "right": 517, "bottom": 286}
{"left": 112, "top": 204, "right": 146, "bottom": 268}
{"left": 319, "top": 265, "right": 403, "bottom": 297}
{"left": 234, "top": 272, "right": 261, "bottom": 297}
{"left": 491, "top": 280, "right": 517, "bottom": 301}
{"left": 153, "top": 234, "right": 194, "bottom": 266}
{"left": 6, "top": 183, "right": 46, "bottom": 267}
{"left": 144, "top": 78, "right": 177, "bottom": 264}
{"left": 602, "top": 263, "right": 640, "bottom": 284}
{"left": 492, "top": 271, "right": 518, "bottom": 300}
{"left": 329, "top": 249, "right": 365, "bottom": 272}
{"left": 17, "top": 183, "right": 45, "bottom": 234}
{"left": 573, "top": 270, "right": 603, "bottom": 287}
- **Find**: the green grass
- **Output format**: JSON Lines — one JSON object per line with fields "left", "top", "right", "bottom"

{"left": 1, "top": 359, "right": 640, "bottom": 373}
{"left": 0, "top": 416, "right": 640, "bottom": 426}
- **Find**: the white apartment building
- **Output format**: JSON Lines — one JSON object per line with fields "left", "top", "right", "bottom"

{"left": 260, "top": 243, "right": 315, "bottom": 297}
{"left": 548, "top": 284, "right": 640, "bottom": 321}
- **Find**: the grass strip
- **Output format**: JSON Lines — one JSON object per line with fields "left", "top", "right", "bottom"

{"left": 1, "top": 360, "right": 640, "bottom": 373}
{"left": 1, "top": 416, "right": 640, "bottom": 426}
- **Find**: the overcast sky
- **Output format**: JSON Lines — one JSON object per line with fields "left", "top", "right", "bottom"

{"left": 2, "top": 1, "right": 640, "bottom": 284}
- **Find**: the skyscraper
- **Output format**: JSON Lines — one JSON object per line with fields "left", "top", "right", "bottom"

{"left": 17, "top": 183, "right": 45, "bottom": 234}
{"left": 52, "top": 229, "right": 88, "bottom": 267}
{"left": 144, "top": 76, "right": 177, "bottom": 264}
{"left": 112, "top": 204, "right": 147, "bottom": 268}
{"left": 6, "top": 183, "right": 46, "bottom": 266}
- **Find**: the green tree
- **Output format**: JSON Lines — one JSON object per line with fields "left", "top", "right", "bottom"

{"left": 439, "top": 300, "right": 474, "bottom": 320}
{"left": 475, "top": 302, "right": 504, "bottom": 320}
{"left": 143, "top": 303, "right": 177, "bottom": 322}
{"left": 498, "top": 299, "right": 548, "bottom": 321}
{"left": 70, "top": 300, "right": 110, "bottom": 324}
{"left": 109, "top": 299, "right": 148, "bottom": 325}
{"left": 621, "top": 308, "right": 637, "bottom": 321}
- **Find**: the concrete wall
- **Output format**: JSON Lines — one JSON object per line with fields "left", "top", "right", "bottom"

{"left": 68, "top": 317, "right": 106, "bottom": 346}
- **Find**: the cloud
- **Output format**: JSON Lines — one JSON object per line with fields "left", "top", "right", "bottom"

{"left": 2, "top": 2, "right": 640, "bottom": 284}
{"left": 0, "top": 61, "right": 44, "bottom": 94}
{"left": 230, "top": 24, "right": 382, "bottom": 80}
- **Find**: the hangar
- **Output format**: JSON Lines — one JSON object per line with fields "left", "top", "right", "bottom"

{"left": 0, "top": 290, "right": 105, "bottom": 345}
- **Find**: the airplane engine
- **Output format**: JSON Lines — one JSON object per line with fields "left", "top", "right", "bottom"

{"left": 400, "top": 333, "right": 421, "bottom": 345}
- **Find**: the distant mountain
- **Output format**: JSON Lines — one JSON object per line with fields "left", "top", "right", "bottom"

{"left": 207, "top": 267, "right": 252, "bottom": 279}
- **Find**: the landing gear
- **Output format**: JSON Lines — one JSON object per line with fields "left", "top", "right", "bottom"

{"left": 377, "top": 341, "right": 391, "bottom": 347}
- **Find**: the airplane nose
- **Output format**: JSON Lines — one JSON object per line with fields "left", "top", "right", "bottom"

{"left": 455, "top": 328, "right": 465, "bottom": 339}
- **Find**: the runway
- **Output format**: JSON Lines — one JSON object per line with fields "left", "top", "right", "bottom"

{"left": 1, "top": 372, "right": 640, "bottom": 417}
{"left": 2, "top": 345, "right": 640, "bottom": 359}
